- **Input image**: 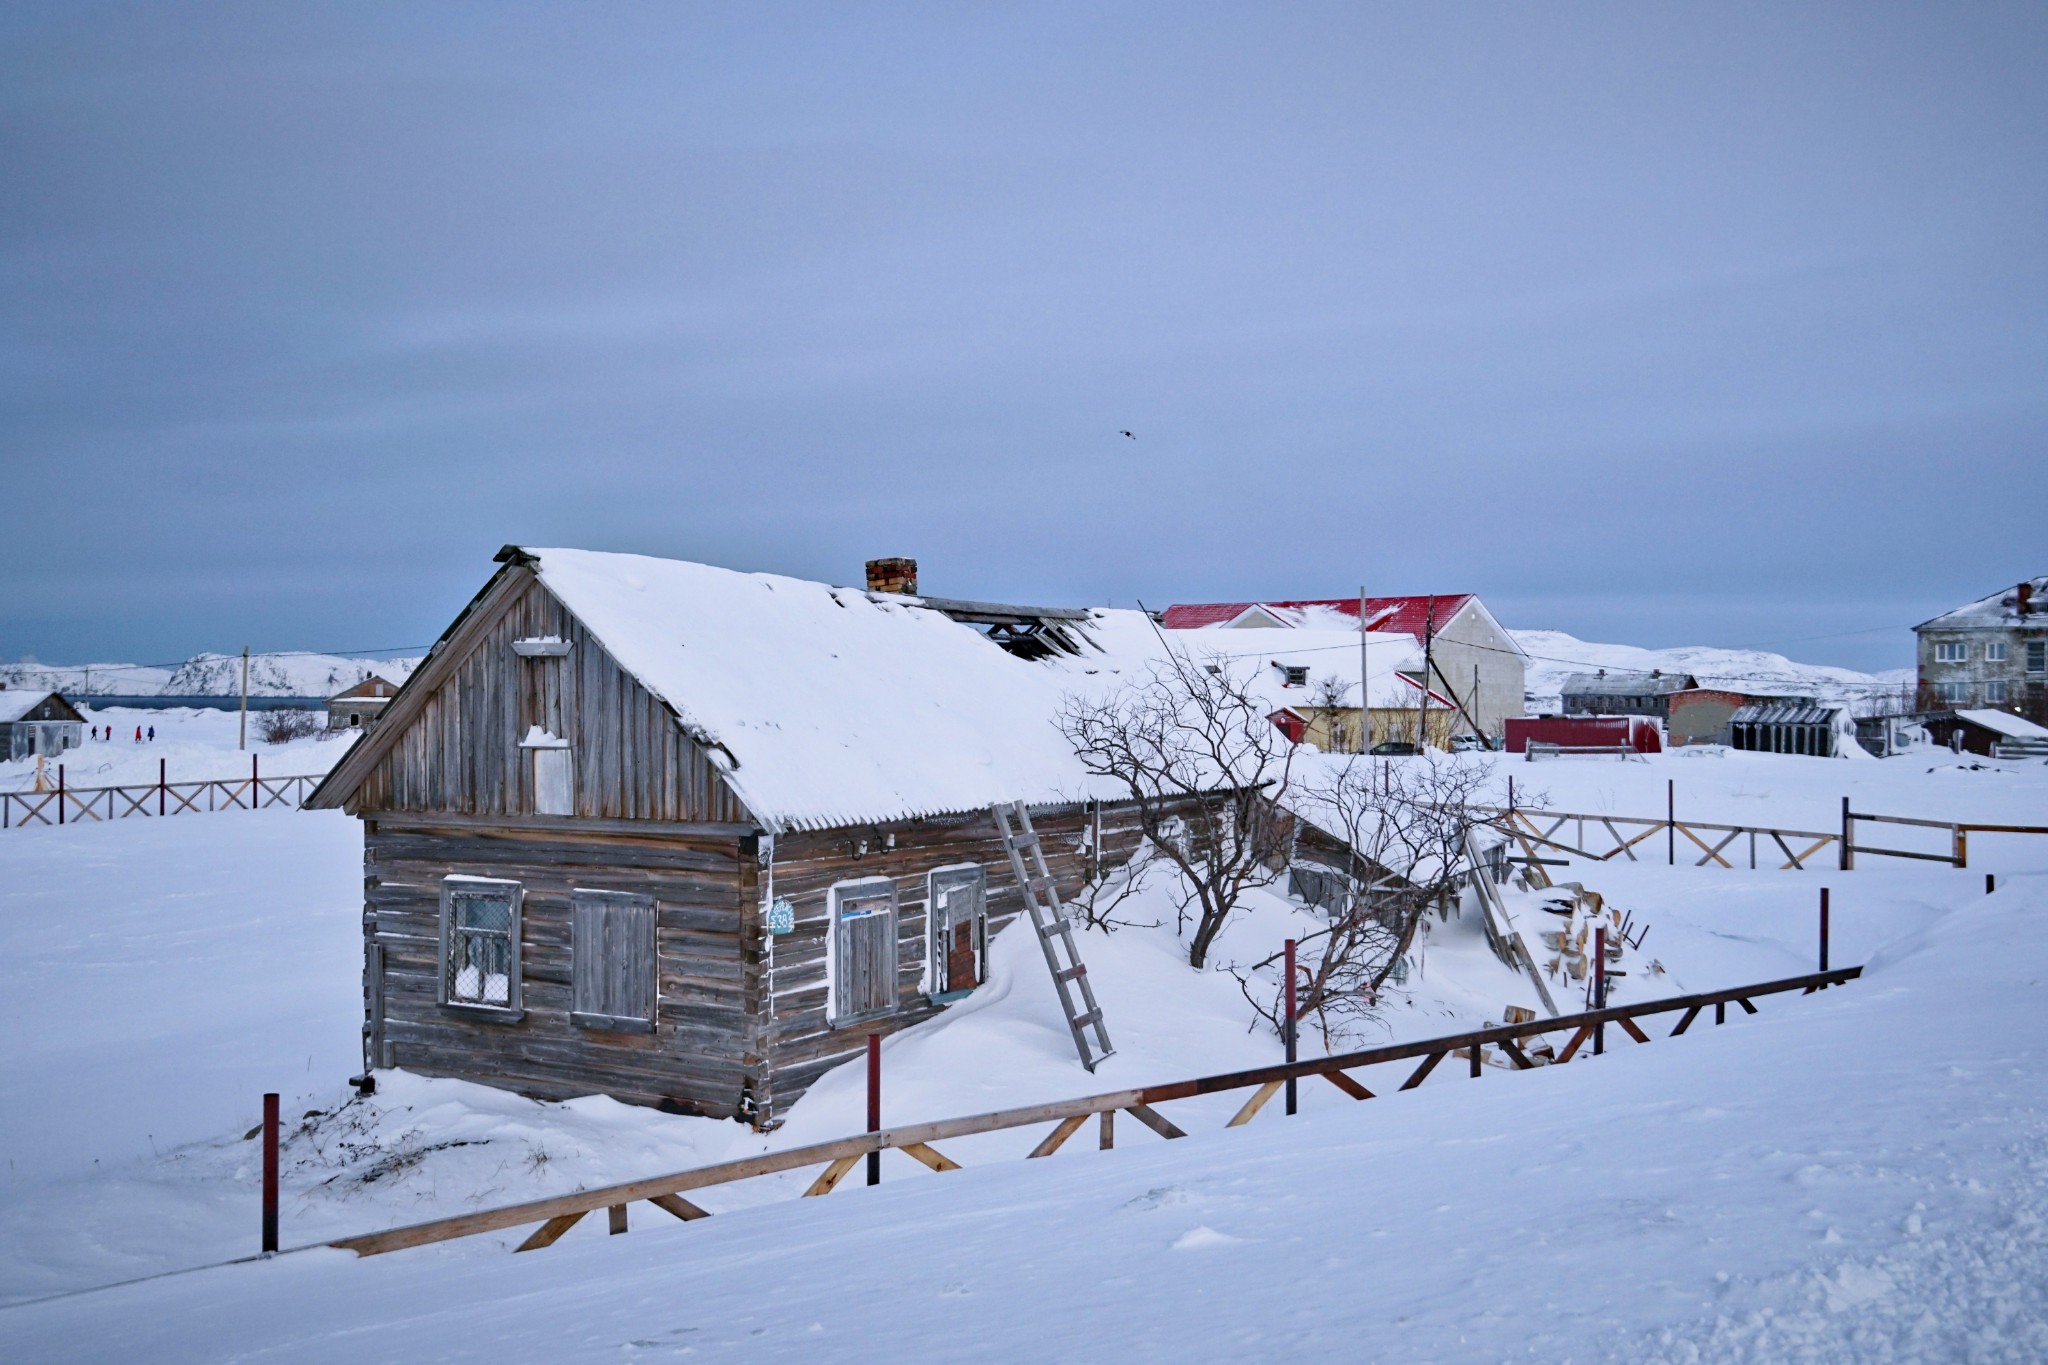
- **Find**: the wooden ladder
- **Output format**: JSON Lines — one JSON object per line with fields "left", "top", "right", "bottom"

{"left": 992, "top": 801, "right": 1115, "bottom": 1072}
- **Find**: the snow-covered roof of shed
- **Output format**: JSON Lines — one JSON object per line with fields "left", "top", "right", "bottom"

{"left": 1562, "top": 670, "right": 1697, "bottom": 696}
{"left": 1915, "top": 577, "right": 2048, "bottom": 630}
{"left": 0, "top": 690, "right": 61, "bottom": 724}
{"left": 1953, "top": 709, "right": 2048, "bottom": 741}
{"left": 524, "top": 548, "right": 1113, "bottom": 831}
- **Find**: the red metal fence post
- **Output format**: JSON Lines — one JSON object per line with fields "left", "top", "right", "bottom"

{"left": 1593, "top": 927, "right": 1607, "bottom": 1056}
{"left": 866, "top": 1034, "right": 881, "bottom": 1187}
{"left": 262, "top": 1092, "right": 280, "bottom": 1253}
{"left": 1284, "top": 938, "right": 1298, "bottom": 1116}
{"left": 1819, "top": 888, "right": 1830, "bottom": 973}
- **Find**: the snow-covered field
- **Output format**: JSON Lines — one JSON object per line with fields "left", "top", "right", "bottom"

{"left": 0, "top": 704, "right": 354, "bottom": 794}
{"left": 1, "top": 749, "right": 2045, "bottom": 1359}
{"left": 0, "top": 651, "right": 420, "bottom": 699}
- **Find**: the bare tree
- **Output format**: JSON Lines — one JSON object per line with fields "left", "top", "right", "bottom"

{"left": 258, "top": 708, "right": 322, "bottom": 744}
{"left": 1058, "top": 648, "right": 1299, "bottom": 969}
{"left": 1236, "top": 752, "right": 1494, "bottom": 1043}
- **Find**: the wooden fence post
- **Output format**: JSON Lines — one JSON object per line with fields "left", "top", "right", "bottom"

{"left": 159, "top": 758, "right": 167, "bottom": 816}
{"left": 58, "top": 764, "right": 65, "bottom": 825}
{"left": 1819, "top": 888, "right": 1829, "bottom": 973}
{"left": 1987, "top": 874, "right": 1996, "bottom": 895}
{"left": 1593, "top": 927, "right": 1607, "bottom": 1056}
{"left": 1284, "top": 939, "right": 1298, "bottom": 1116}
{"left": 1666, "top": 780, "right": 1674, "bottom": 866}
{"left": 866, "top": 1034, "right": 881, "bottom": 1187}
{"left": 1954, "top": 826, "right": 1967, "bottom": 869}
{"left": 1840, "top": 797, "right": 1853, "bottom": 871}
{"left": 262, "top": 1092, "right": 280, "bottom": 1253}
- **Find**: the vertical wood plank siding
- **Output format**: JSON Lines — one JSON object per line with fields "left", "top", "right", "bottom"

{"left": 351, "top": 572, "right": 745, "bottom": 824}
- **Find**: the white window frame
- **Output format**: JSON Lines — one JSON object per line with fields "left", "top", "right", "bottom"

{"left": 1985, "top": 680, "right": 2009, "bottom": 704}
{"left": 2029, "top": 641, "right": 2047, "bottom": 675}
{"left": 925, "top": 863, "right": 988, "bottom": 998}
{"left": 1937, "top": 680, "right": 1969, "bottom": 704}
{"left": 439, "top": 876, "right": 523, "bottom": 1016}
{"left": 1934, "top": 642, "right": 1968, "bottom": 663}
{"left": 827, "top": 876, "right": 899, "bottom": 1027}
{"left": 1986, "top": 641, "right": 2008, "bottom": 663}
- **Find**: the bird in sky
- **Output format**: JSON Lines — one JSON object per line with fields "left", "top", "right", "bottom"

{"left": 1119, "top": 430, "right": 1135, "bottom": 439}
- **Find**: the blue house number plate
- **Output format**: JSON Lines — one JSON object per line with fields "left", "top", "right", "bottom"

{"left": 766, "top": 898, "right": 795, "bottom": 935}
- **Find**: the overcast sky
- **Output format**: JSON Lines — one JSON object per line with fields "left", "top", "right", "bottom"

{"left": 4, "top": 2, "right": 2043, "bottom": 673}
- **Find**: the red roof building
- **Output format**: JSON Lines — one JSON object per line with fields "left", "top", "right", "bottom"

{"left": 1161, "top": 595, "right": 1478, "bottom": 637}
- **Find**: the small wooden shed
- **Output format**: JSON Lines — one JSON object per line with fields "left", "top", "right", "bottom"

{"left": 307, "top": 547, "right": 1152, "bottom": 1127}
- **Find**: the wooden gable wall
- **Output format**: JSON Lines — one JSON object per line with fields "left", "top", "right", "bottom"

{"left": 351, "top": 569, "right": 749, "bottom": 824}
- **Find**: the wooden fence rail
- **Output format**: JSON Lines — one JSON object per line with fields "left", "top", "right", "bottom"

{"left": 1, "top": 773, "right": 321, "bottom": 829}
{"left": 323, "top": 963, "right": 1861, "bottom": 1259}
{"left": 1480, "top": 806, "right": 1839, "bottom": 871}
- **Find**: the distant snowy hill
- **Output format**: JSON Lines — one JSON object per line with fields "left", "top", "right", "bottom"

{"left": 1510, "top": 630, "right": 1912, "bottom": 714}
{"left": 0, "top": 651, "right": 421, "bottom": 697}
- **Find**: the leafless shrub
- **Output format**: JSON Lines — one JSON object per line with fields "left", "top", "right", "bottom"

{"left": 1235, "top": 752, "right": 1495, "bottom": 1043}
{"left": 1058, "top": 648, "right": 1298, "bottom": 968}
{"left": 258, "top": 708, "right": 322, "bottom": 744}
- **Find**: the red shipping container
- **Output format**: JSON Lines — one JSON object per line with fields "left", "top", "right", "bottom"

{"left": 1504, "top": 715, "right": 1662, "bottom": 755}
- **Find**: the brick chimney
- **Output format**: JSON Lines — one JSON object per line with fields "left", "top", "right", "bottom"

{"left": 865, "top": 557, "right": 918, "bottom": 596}
{"left": 2020, "top": 581, "right": 2034, "bottom": 616}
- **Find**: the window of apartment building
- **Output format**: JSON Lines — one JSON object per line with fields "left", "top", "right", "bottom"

{"left": 2030, "top": 641, "right": 2046, "bottom": 675}
{"left": 1986, "top": 681, "right": 2009, "bottom": 704}
{"left": 1934, "top": 642, "right": 1967, "bottom": 663}
{"left": 440, "top": 877, "right": 522, "bottom": 1013}
{"left": 1986, "top": 642, "right": 2008, "bottom": 663}
{"left": 1937, "top": 680, "right": 1969, "bottom": 704}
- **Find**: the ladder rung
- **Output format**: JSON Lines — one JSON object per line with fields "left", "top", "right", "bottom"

{"left": 1055, "top": 964, "right": 1087, "bottom": 982}
{"left": 1039, "top": 918, "right": 1074, "bottom": 938}
{"left": 1007, "top": 835, "right": 1039, "bottom": 852}
{"left": 1069, "top": 1010, "right": 1102, "bottom": 1030}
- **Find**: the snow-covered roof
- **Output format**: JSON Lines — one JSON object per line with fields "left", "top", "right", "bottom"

{"left": 1162, "top": 594, "right": 1479, "bottom": 639}
{"left": 1915, "top": 577, "right": 2048, "bottom": 631}
{"left": 524, "top": 549, "right": 1116, "bottom": 832}
{"left": 1954, "top": 709, "right": 2048, "bottom": 741}
{"left": 1562, "top": 670, "right": 1698, "bottom": 697}
{"left": 0, "top": 691, "right": 61, "bottom": 724}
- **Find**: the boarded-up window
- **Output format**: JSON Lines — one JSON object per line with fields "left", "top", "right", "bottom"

{"left": 831, "top": 881, "right": 897, "bottom": 1025}
{"left": 529, "top": 744, "right": 574, "bottom": 816}
{"left": 441, "top": 878, "right": 521, "bottom": 1013}
{"left": 571, "top": 890, "right": 656, "bottom": 1033}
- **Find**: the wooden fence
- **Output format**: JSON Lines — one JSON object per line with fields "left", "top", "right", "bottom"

{"left": 1, "top": 763, "right": 321, "bottom": 829}
{"left": 1483, "top": 802, "right": 2048, "bottom": 872}
{"left": 323, "top": 962, "right": 1861, "bottom": 1258}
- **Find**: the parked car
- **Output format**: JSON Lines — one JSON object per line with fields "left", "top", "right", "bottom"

{"left": 1449, "top": 734, "right": 1488, "bottom": 753}
{"left": 1369, "top": 741, "right": 1421, "bottom": 756}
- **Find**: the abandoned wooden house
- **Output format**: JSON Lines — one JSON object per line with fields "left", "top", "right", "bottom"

{"left": 0, "top": 687, "right": 85, "bottom": 761}
{"left": 326, "top": 675, "right": 402, "bottom": 731}
{"left": 306, "top": 546, "right": 1165, "bottom": 1128}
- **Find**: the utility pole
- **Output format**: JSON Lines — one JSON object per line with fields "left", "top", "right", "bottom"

{"left": 1358, "top": 584, "right": 1369, "bottom": 754}
{"left": 1419, "top": 597, "right": 1437, "bottom": 750}
{"left": 238, "top": 645, "right": 251, "bottom": 751}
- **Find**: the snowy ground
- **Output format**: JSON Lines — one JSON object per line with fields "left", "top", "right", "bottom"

{"left": 0, "top": 705, "right": 354, "bottom": 794}
{"left": 1, "top": 748, "right": 2045, "bottom": 1358}
{"left": 1509, "top": 628, "right": 1912, "bottom": 714}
